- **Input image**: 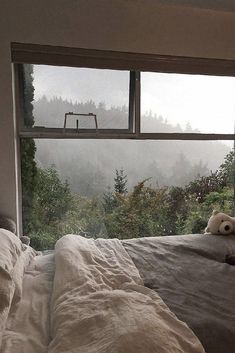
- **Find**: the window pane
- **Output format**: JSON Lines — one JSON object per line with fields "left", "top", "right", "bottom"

{"left": 141, "top": 72, "right": 235, "bottom": 134}
{"left": 21, "top": 64, "right": 130, "bottom": 130}
{"left": 21, "top": 138, "right": 234, "bottom": 250}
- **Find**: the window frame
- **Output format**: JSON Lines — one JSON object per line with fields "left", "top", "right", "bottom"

{"left": 12, "top": 42, "right": 235, "bottom": 141}
{"left": 12, "top": 42, "right": 235, "bottom": 235}
{"left": 15, "top": 65, "right": 136, "bottom": 137}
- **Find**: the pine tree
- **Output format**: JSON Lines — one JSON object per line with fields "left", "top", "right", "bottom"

{"left": 114, "top": 168, "right": 128, "bottom": 194}
{"left": 103, "top": 169, "right": 128, "bottom": 213}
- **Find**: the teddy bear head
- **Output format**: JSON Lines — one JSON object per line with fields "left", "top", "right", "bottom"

{"left": 205, "top": 210, "right": 235, "bottom": 235}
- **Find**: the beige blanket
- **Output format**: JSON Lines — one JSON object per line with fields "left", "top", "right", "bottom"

{"left": 0, "top": 231, "right": 205, "bottom": 353}
{"left": 0, "top": 229, "right": 36, "bottom": 350}
{"left": 50, "top": 235, "right": 205, "bottom": 353}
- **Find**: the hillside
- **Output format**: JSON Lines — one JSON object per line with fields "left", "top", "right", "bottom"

{"left": 33, "top": 97, "right": 230, "bottom": 196}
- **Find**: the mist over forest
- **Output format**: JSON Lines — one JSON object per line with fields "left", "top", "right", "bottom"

{"left": 33, "top": 96, "right": 230, "bottom": 196}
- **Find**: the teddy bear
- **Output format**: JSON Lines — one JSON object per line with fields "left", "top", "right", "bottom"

{"left": 205, "top": 210, "right": 235, "bottom": 265}
{"left": 205, "top": 210, "right": 235, "bottom": 236}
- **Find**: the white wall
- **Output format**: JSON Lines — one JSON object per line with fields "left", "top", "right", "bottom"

{"left": 1, "top": 0, "right": 235, "bottom": 225}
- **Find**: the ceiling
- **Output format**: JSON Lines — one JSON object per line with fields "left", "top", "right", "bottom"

{"left": 156, "top": 0, "right": 235, "bottom": 12}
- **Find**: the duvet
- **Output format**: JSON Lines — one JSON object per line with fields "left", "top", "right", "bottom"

{"left": 0, "top": 229, "right": 205, "bottom": 353}
{"left": 123, "top": 234, "right": 235, "bottom": 353}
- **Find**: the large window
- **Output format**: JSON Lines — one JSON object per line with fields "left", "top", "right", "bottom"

{"left": 13, "top": 43, "right": 235, "bottom": 250}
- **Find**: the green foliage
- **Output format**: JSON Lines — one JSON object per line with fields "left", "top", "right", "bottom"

{"left": 185, "top": 171, "right": 225, "bottom": 203}
{"left": 60, "top": 195, "right": 107, "bottom": 238}
{"left": 178, "top": 187, "right": 234, "bottom": 235}
{"left": 204, "top": 187, "right": 234, "bottom": 212}
{"left": 185, "top": 150, "right": 235, "bottom": 203}
{"left": 219, "top": 150, "right": 235, "bottom": 187}
{"left": 103, "top": 188, "right": 117, "bottom": 213}
{"left": 164, "top": 186, "right": 188, "bottom": 234}
{"left": 101, "top": 154, "right": 235, "bottom": 238}
{"left": 30, "top": 167, "right": 72, "bottom": 230}
{"left": 103, "top": 169, "right": 128, "bottom": 213}
{"left": 103, "top": 178, "right": 170, "bottom": 239}
{"left": 24, "top": 148, "right": 235, "bottom": 250}
{"left": 114, "top": 169, "right": 128, "bottom": 194}
{"left": 30, "top": 231, "right": 58, "bottom": 251}
{"left": 26, "top": 166, "right": 74, "bottom": 250}
{"left": 19, "top": 64, "right": 37, "bottom": 234}
{"left": 19, "top": 64, "right": 35, "bottom": 127}
{"left": 179, "top": 151, "right": 235, "bottom": 234}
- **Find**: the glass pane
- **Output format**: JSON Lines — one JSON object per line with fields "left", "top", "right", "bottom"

{"left": 21, "top": 64, "right": 129, "bottom": 129}
{"left": 21, "top": 138, "right": 234, "bottom": 250}
{"left": 141, "top": 72, "right": 235, "bottom": 134}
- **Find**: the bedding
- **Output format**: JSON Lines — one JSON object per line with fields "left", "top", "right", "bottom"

{"left": 0, "top": 229, "right": 205, "bottom": 353}
{"left": 122, "top": 234, "right": 235, "bottom": 353}
{"left": 0, "top": 229, "right": 36, "bottom": 348}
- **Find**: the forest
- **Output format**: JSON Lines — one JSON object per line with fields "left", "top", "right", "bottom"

{"left": 26, "top": 151, "right": 234, "bottom": 251}
{"left": 34, "top": 96, "right": 229, "bottom": 195}
{"left": 20, "top": 64, "right": 235, "bottom": 250}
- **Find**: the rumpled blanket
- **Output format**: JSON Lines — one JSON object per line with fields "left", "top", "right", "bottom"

{"left": 0, "top": 230, "right": 205, "bottom": 353}
{"left": 122, "top": 234, "right": 235, "bottom": 353}
{"left": 0, "top": 229, "right": 36, "bottom": 349}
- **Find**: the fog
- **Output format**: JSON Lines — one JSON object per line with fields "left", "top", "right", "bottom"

{"left": 34, "top": 65, "right": 235, "bottom": 134}
{"left": 33, "top": 96, "right": 231, "bottom": 196}
{"left": 30, "top": 65, "right": 235, "bottom": 196}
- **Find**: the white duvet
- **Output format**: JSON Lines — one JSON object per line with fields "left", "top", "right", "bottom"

{"left": 0, "top": 229, "right": 205, "bottom": 353}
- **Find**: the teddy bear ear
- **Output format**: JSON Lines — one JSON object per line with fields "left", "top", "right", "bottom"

{"left": 212, "top": 210, "right": 219, "bottom": 216}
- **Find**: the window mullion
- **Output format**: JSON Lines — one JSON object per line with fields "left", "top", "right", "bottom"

{"left": 128, "top": 71, "right": 135, "bottom": 133}
{"left": 134, "top": 71, "right": 141, "bottom": 136}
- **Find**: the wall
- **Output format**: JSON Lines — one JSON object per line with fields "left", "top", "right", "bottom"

{"left": 1, "top": 0, "right": 235, "bottom": 227}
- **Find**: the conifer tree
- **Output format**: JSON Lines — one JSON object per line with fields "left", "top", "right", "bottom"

{"left": 114, "top": 168, "right": 128, "bottom": 194}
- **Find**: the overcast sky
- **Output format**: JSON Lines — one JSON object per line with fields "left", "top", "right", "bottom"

{"left": 33, "top": 65, "right": 235, "bottom": 135}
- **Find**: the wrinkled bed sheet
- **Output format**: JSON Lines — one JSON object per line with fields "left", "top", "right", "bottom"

{"left": 0, "top": 229, "right": 204, "bottom": 353}
{"left": 122, "top": 234, "right": 235, "bottom": 353}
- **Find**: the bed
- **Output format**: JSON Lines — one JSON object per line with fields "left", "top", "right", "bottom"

{"left": 0, "top": 228, "right": 234, "bottom": 353}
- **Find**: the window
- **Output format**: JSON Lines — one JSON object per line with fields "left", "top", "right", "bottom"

{"left": 12, "top": 43, "right": 235, "bottom": 250}
{"left": 24, "top": 65, "right": 131, "bottom": 131}
{"left": 141, "top": 72, "right": 235, "bottom": 134}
